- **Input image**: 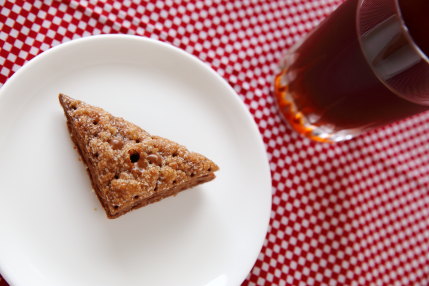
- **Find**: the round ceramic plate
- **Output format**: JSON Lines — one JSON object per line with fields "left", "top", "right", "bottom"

{"left": 0, "top": 35, "right": 271, "bottom": 286}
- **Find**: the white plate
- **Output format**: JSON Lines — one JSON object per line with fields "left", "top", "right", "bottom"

{"left": 0, "top": 35, "right": 271, "bottom": 286}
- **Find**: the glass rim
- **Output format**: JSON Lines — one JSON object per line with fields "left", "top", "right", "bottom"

{"left": 393, "top": 0, "right": 429, "bottom": 64}
{"left": 357, "top": 0, "right": 429, "bottom": 103}
{"left": 357, "top": 0, "right": 429, "bottom": 65}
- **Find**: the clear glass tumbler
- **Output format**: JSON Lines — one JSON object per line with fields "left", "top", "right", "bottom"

{"left": 274, "top": 0, "right": 429, "bottom": 142}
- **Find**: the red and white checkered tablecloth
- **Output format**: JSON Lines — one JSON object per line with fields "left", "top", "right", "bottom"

{"left": 1, "top": 1, "right": 429, "bottom": 285}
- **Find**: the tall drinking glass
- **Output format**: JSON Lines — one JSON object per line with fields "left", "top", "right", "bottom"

{"left": 274, "top": 0, "right": 429, "bottom": 142}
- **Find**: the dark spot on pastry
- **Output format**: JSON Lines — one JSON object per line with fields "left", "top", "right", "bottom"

{"left": 93, "top": 119, "right": 98, "bottom": 125}
{"left": 113, "top": 205, "right": 119, "bottom": 210}
{"left": 133, "top": 195, "right": 139, "bottom": 200}
{"left": 130, "top": 152, "right": 140, "bottom": 163}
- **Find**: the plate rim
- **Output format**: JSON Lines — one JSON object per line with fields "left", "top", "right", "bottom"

{"left": 0, "top": 34, "right": 272, "bottom": 286}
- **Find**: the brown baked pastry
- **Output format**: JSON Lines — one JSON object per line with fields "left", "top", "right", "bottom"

{"left": 59, "top": 94, "right": 219, "bottom": 219}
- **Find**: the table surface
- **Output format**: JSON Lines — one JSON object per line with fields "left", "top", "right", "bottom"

{"left": 1, "top": 1, "right": 429, "bottom": 285}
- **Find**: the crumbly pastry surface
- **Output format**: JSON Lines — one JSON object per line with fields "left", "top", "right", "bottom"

{"left": 59, "top": 94, "right": 219, "bottom": 218}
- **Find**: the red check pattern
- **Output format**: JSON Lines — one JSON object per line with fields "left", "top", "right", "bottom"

{"left": 1, "top": 1, "right": 429, "bottom": 285}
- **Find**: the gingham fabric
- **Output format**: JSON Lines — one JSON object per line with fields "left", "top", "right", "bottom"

{"left": 1, "top": 1, "right": 429, "bottom": 285}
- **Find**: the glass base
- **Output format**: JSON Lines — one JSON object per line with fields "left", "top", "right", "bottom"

{"left": 274, "top": 71, "right": 360, "bottom": 143}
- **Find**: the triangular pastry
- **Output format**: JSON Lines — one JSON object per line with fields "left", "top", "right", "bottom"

{"left": 59, "top": 94, "right": 219, "bottom": 218}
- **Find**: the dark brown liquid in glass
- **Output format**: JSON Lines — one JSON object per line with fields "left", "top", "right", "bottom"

{"left": 284, "top": 0, "right": 428, "bottom": 132}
